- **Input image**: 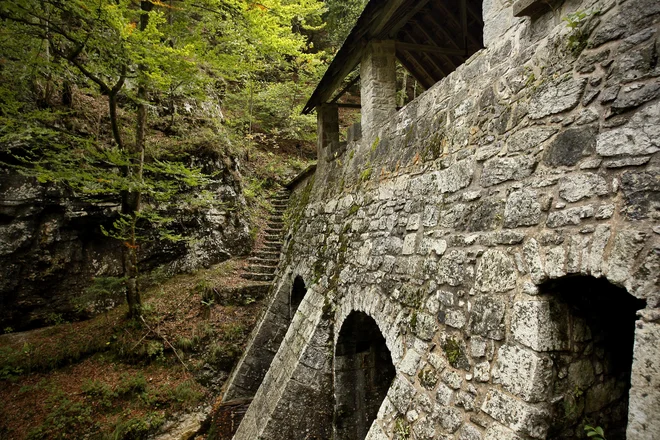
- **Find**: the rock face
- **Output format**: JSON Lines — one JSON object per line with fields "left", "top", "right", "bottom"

{"left": 229, "top": 1, "right": 660, "bottom": 439}
{"left": 0, "top": 150, "right": 250, "bottom": 330}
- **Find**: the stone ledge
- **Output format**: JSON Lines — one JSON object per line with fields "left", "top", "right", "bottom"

{"left": 513, "top": 0, "right": 558, "bottom": 17}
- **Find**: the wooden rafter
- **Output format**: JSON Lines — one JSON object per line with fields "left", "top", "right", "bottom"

{"left": 395, "top": 42, "right": 466, "bottom": 57}
{"left": 384, "top": 0, "right": 431, "bottom": 38}
{"left": 396, "top": 49, "right": 435, "bottom": 89}
{"left": 460, "top": 0, "right": 468, "bottom": 51}
{"left": 433, "top": 1, "right": 481, "bottom": 48}
{"left": 407, "top": 18, "right": 459, "bottom": 70}
{"left": 330, "top": 74, "right": 360, "bottom": 103}
{"left": 401, "top": 30, "right": 448, "bottom": 78}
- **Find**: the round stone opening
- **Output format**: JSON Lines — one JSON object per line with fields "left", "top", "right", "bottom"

{"left": 540, "top": 276, "right": 645, "bottom": 440}
{"left": 334, "top": 311, "right": 395, "bottom": 440}
{"left": 290, "top": 275, "right": 307, "bottom": 317}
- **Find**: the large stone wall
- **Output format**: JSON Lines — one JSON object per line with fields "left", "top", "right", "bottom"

{"left": 232, "top": 0, "right": 660, "bottom": 438}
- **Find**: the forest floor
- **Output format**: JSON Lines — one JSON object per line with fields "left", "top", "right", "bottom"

{"left": 0, "top": 257, "right": 270, "bottom": 440}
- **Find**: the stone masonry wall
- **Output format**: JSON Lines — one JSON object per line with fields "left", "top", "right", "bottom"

{"left": 232, "top": 0, "right": 660, "bottom": 438}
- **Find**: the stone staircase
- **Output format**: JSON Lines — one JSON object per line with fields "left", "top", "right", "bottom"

{"left": 240, "top": 188, "right": 290, "bottom": 282}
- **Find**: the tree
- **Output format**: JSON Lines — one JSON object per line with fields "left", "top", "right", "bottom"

{"left": 0, "top": 0, "right": 326, "bottom": 319}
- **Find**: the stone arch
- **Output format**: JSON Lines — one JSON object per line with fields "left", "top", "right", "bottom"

{"left": 514, "top": 275, "right": 646, "bottom": 439}
{"left": 290, "top": 275, "right": 307, "bottom": 317}
{"left": 334, "top": 310, "right": 396, "bottom": 440}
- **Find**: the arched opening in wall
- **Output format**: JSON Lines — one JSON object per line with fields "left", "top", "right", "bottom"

{"left": 540, "top": 276, "right": 646, "bottom": 440}
{"left": 290, "top": 275, "right": 307, "bottom": 318}
{"left": 334, "top": 311, "right": 395, "bottom": 440}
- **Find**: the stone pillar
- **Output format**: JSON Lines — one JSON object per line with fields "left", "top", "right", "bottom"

{"left": 317, "top": 103, "right": 339, "bottom": 162}
{"left": 360, "top": 40, "right": 396, "bottom": 147}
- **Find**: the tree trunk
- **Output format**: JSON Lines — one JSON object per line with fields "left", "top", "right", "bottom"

{"left": 123, "top": 0, "right": 153, "bottom": 319}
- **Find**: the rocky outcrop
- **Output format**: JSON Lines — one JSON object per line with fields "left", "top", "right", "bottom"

{"left": 0, "top": 149, "right": 251, "bottom": 331}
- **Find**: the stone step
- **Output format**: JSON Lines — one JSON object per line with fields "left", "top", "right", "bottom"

{"left": 212, "top": 284, "right": 270, "bottom": 306}
{"left": 267, "top": 221, "right": 284, "bottom": 228}
{"left": 270, "top": 201, "right": 288, "bottom": 207}
{"left": 264, "top": 227, "right": 282, "bottom": 234}
{"left": 262, "top": 245, "right": 282, "bottom": 253}
{"left": 268, "top": 215, "right": 285, "bottom": 222}
{"left": 264, "top": 234, "right": 281, "bottom": 241}
{"left": 254, "top": 250, "right": 279, "bottom": 258}
{"left": 241, "top": 272, "right": 275, "bottom": 282}
{"left": 270, "top": 209, "right": 285, "bottom": 216}
{"left": 248, "top": 257, "right": 279, "bottom": 265}
{"left": 247, "top": 264, "right": 277, "bottom": 274}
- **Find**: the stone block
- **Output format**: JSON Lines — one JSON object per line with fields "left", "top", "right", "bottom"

{"left": 480, "top": 156, "right": 537, "bottom": 187}
{"left": 458, "top": 423, "right": 483, "bottom": 440}
{"left": 504, "top": 189, "right": 541, "bottom": 228}
{"left": 469, "top": 296, "right": 506, "bottom": 340}
{"left": 481, "top": 389, "right": 549, "bottom": 438}
{"left": 512, "top": 300, "right": 570, "bottom": 351}
{"left": 484, "top": 424, "right": 523, "bottom": 440}
{"left": 606, "top": 230, "right": 645, "bottom": 284}
{"left": 507, "top": 127, "right": 557, "bottom": 153}
{"left": 432, "top": 160, "right": 475, "bottom": 194}
{"left": 431, "top": 404, "right": 463, "bottom": 433}
{"left": 627, "top": 321, "right": 660, "bottom": 439}
{"left": 475, "top": 249, "right": 517, "bottom": 293}
{"left": 558, "top": 173, "right": 608, "bottom": 202}
{"left": 528, "top": 76, "right": 587, "bottom": 119}
{"left": 492, "top": 345, "right": 553, "bottom": 402}
{"left": 523, "top": 239, "right": 547, "bottom": 284}
{"left": 543, "top": 125, "right": 597, "bottom": 167}
{"left": 597, "top": 102, "right": 660, "bottom": 156}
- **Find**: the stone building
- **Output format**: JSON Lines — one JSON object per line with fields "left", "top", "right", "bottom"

{"left": 223, "top": 0, "right": 660, "bottom": 438}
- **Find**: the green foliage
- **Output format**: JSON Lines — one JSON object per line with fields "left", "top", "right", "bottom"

{"left": 418, "top": 367, "right": 438, "bottom": 389}
{"left": 443, "top": 337, "right": 462, "bottom": 368}
{"left": 107, "top": 412, "right": 164, "bottom": 440}
{"left": 360, "top": 165, "right": 372, "bottom": 182}
{"left": 324, "top": 0, "right": 367, "bottom": 48}
{"left": 563, "top": 9, "right": 599, "bottom": 54}
{"left": 394, "top": 417, "right": 411, "bottom": 440}
{"left": 585, "top": 425, "right": 606, "bottom": 440}
{"left": 27, "top": 388, "right": 94, "bottom": 440}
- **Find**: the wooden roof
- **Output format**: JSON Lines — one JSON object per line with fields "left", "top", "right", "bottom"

{"left": 302, "top": 0, "right": 484, "bottom": 114}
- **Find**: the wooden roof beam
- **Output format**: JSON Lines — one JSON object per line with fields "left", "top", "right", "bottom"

{"left": 400, "top": 29, "right": 450, "bottom": 77}
{"left": 466, "top": 2, "right": 484, "bottom": 27}
{"left": 370, "top": 0, "right": 413, "bottom": 37}
{"left": 396, "top": 49, "right": 435, "bottom": 89}
{"left": 460, "top": 0, "right": 469, "bottom": 51}
{"left": 383, "top": 0, "right": 431, "bottom": 38}
{"left": 330, "top": 74, "right": 360, "bottom": 103}
{"left": 395, "top": 42, "right": 466, "bottom": 57}
{"left": 433, "top": 2, "right": 481, "bottom": 48}
{"left": 407, "top": 19, "right": 459, "bottom": 70}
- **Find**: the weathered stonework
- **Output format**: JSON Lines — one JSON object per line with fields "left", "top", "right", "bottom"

{"left": 229, "top": 0, "right": 660, "bottom": 439}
